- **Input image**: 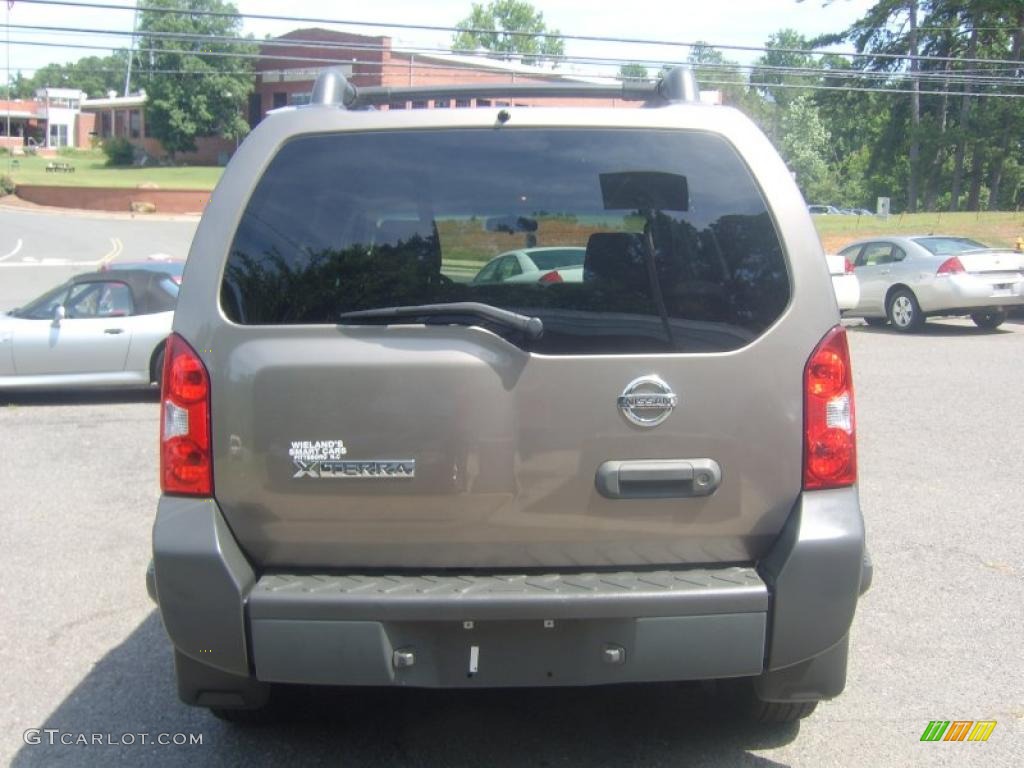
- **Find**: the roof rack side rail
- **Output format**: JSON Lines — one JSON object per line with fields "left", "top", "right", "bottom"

{"left": 310, "top": 67, "right": 357, "bottom": 108}
{"left": 658, "top": 66, "right": 699, "bottom": 104}
{"left": 309, "top": 65, "right": 699, "bottom": 110}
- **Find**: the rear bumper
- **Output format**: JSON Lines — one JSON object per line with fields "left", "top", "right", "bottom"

{"left": 151, "top": 487, "right": 868, "bottom": 695}
{"left": 831, "top": 274, "right": 860, "bottom": 311}
{"left": 918, "top": 274, "right": 1024, "bottom": 313}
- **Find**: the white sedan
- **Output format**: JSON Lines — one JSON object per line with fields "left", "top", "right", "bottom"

{"left": 472, "top": 247, "right": 586, "bottom": 285}
{"left": 0, "top": 270, "right": 177, "bottom": 389}
{"left": 840, "top": 235, "right": 1024, "bottom": 331}
{"left": 826, "top": 253, "right": 860, "bottom": 311}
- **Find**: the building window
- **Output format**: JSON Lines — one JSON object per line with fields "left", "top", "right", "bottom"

{"left": 129, "top": 110, "right": 141, "bottom": 139}
{"left": 388, "top": 102, "right": 406, "bottom": 110}
{"left": 476, "top": 99, "right": 491, "bottom": 107}
{"left": 272, "top": 92, "right": 287, "bottom": 109}
{"left": 289, "top": 92, "right": 311, "bottom": 106}
{"left": 434, "top": 99, "right": 450, "bottom": 108}
{"left": 411, "top": 100, "right": 428, "bottom": 110}
{"left": 455, "top": 99, "right": 471, "bottom": 108}
{"left": 48, "top": 124, "right": 69, "bottom": 148}
{"left": 248, "top": 93, "right": 262, "bottom": 127}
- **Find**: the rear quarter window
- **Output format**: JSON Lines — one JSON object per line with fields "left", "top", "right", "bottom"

{"left": 222, "top": 128, "right": 790, "bottom": 353}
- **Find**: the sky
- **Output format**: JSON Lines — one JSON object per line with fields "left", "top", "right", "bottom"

{"left": 3, "top": 0, "right": 880, "bottom": 80}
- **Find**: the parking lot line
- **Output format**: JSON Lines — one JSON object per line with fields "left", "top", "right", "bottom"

{"left": 0, "top": 238, "right": 23, "bottom": 263}
{"left": 0, "top": 236, "right": 122, "bottom": 268}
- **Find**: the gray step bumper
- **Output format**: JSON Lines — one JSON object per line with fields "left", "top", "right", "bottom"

{"left": 152, "top": 486, "right": 866, "bottom": 693}
{"left": 247, "top": 569, "right": 769, "bottom": 686}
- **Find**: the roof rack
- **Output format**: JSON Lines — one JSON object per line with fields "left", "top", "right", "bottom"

{"left": 310, "top": 65, "right": 700, "bottom": 110}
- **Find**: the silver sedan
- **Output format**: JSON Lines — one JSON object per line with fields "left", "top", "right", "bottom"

{"left": 0, "top": 270, "right": 176, "bottom": 389}
{"left": 839, "top": 235, "right": 1024, "bottom": 331}
{"left": 472, "top": 246, "right": 585, "bottom": 285}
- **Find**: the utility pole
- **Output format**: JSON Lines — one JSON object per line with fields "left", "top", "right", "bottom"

{"left": 124, "top": 0, "right": 140, "bottom": 97}
{"left": 907, "top": 0, "right": 920, "bottom": 214}
{"left": 5, "top": 0, "right": 12, "bottom": 177}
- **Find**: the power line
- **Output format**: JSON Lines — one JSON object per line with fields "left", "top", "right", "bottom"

{"left": 6, "top": 24, "right": 1023, "bottom": 90}
{"left": 8, "top": 38, "right": 1023, "bottom": 100}
{"left": 10, "top": 0, "right": 1024, "bottom": 68}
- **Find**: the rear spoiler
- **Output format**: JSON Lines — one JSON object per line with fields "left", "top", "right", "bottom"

{"left": 310, "top": 65, "right": 700, "bottom": 110}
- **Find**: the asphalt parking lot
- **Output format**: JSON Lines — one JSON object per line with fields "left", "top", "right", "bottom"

{"left": 1, "top": 316, "right": 1021, "bottom": 767}
{"left": 1, "top": 204, "right": 1021, "bottom": 765}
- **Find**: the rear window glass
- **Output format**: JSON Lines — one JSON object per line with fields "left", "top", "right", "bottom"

{"left": 528, "top": 249, "right": 586, "bottom": 271}
{"left": 222, "top": 128, "right": 790, "bottom": 353}
{"left": 913, "top": 237, "right": 988, "bottom": 255}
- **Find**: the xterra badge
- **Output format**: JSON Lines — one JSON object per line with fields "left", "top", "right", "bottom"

{"left": 293, "top": 460, "right": 416, "bottom": 479}
{"left": 289, "top": 439, "right": 414, "bottom": 479}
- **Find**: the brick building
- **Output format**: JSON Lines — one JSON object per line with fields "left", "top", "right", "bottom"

{"left": 250, "top": 28, "right": 636, "bottom": 125}
{"left": 0, "top": 88, "right": 94, "bottom": 153}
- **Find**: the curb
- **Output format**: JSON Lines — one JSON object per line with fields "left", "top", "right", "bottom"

{"left": 0, "top": 195, "right": 201, "bottom": 222}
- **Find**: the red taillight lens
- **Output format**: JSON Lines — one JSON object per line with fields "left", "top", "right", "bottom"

{"left": 161, "top": 333, "right": 212, "bottom": 495}
{"left": 804, "top": 325, "right": 856, "bottom": 490}
{"left": 937, "top": 256, "right": 965, "bottom": 275}
{"left": 538, "top": 269, "right": 563, "bottom": 284}
{"left": 844, "top": 258, "right": 855, "bottom": 275}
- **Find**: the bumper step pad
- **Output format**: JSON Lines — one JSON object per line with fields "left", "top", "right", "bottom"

{"left": 249, "top": 567, "right": 768, "bottom": 622}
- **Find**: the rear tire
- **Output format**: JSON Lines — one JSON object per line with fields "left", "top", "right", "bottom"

{"left": 864, "top": 317, "right": 887, "bottom": 328}
{"left": 749, "top": 699, "right": 818, "bottom": 724}
{"left": 713, "top": 678, "right": 819, "bottom": 723}
{"left": 209, "top": 704, "right": 276, "bottom": 725}
{"left": 887, "top": 289, "right": 924, "bottom": 332}
{"left": 970, "top": 310, "right": 1006, "bottom": 330}
{"left": 151, "top": 345, "right": 166, "bottom": 386}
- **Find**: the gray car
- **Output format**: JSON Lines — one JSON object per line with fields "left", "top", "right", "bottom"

{"left": 840, "top": 235, "right": 1024, "bottom": 331}
{"left": 148, "top": 67, "right": 870, "bottom": 726}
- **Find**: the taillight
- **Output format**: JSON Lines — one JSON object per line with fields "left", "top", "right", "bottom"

{"left": 803, "top": 325, "right": 856, "bottom": 490}
{"left": 538, "top": 269, "right": 563, "bottom": 284}
{"left": 844, "top": 258, "right": 855, "bottom": 275}
{"left": 160, "top": 333, "right": 212, "bottom": 495}
{"left": 937, "top": 256, "right": 965, "bottom": 275}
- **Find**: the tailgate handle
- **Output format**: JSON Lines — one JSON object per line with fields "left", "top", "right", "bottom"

{"left": 596, "top": 459, "right": 721, "bottom": 499}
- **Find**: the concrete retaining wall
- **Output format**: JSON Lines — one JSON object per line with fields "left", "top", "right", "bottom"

{"left": 15, "top": 184, "right": 211, "bottom": 214}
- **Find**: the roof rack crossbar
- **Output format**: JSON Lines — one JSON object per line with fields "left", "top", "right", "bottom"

{"left": 310, "top": 66, "right": 699, "bottom": 109}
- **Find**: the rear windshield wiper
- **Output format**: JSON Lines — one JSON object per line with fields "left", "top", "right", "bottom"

{"left": 339, "top": 302, "right": 544, "bottom": 340}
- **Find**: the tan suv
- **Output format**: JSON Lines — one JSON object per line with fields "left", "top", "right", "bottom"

{"left": 148, "top": 67, "right": 871, "bottom": 724}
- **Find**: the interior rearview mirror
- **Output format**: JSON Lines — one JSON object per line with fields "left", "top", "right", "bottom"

{"left": 600, "top": 171, "right": 689, "bottom": 212}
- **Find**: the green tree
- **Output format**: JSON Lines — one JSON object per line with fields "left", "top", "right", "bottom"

{"left": 136, "top": 0, "right": 255, "bottom": 156}
{"left": 17, "top": 54, "right": 129, "bottom": 99}
{"left": 779, "top": 96, "right": 837, "bottom": 203}
{"left": 684, "top": 42, "right": 762, "bottom": 116}
{"left": 6, "top": 71, "right": 32, "bottom": 99}
{"left": 452, "top": 1, "right": 565, "bottom": 64}
{"left": 751, "top": 29, "right": 821, "bottom": 109}
{"left": 618, "top": 63, "right": 648, "bottom": 81}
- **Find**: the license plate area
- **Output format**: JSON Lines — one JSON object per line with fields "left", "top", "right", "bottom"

{"left": 250, "top": 614, "right": 767, "bottom": 687}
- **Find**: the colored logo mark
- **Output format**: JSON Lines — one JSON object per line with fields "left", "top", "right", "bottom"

{"left": 920, "top": 720, "right": 997, "bottom": 742}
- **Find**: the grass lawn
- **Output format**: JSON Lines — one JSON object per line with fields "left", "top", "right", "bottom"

{"left": 1, "top": 151, "right": 222, "bottom": 190}
{"left": 814, "top": 211, "right": 1024, "bottom": 253}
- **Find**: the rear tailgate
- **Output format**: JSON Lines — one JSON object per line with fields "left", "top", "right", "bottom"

{"left": 180, "top": 109, "right": 839, "bottom": 571}
{"left": 208, "top": 320, "right": 814, "bottom": 569}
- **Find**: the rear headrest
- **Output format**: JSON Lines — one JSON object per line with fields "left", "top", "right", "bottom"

{"left": 375, "top": 219, "right": 433, "bottom": 246}
{"left": 374, "top": 219, "right": 442, "bottom": 273}
{"left": 583, "top": 232, "right": 649, "bottom": 294}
